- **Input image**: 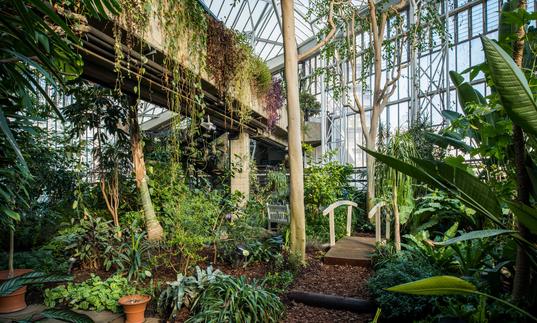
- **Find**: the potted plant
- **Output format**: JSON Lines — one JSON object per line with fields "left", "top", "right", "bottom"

{"left": 0, "top": 228, "right": 71, "bottom": 313}
{"left": 118, "top": 294, "right": 151, "bottom": 323}
{"left": 0, "top": 226, "right": 31, "bottom": 313}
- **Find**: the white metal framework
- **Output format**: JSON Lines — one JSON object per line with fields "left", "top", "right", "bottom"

{"left": 299, "top": 0, "right": 536, "bottom": 171}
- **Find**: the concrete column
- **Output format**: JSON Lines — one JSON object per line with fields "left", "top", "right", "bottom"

{"left": 230, "top": 132, "right": 250, "bottom": 200}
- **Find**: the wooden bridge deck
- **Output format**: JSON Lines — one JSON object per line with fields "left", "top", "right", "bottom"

{"left": 324, "top": 236, "right": 376, "bottom": 267}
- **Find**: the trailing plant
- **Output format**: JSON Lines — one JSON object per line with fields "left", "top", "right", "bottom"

{"left": 263, "top": 78, "right": 284, "bottom": 131}
{"left": 206, "top": 17, "right": 246, "bottom": 96}
{"left": 187, "top": 275, "right": 284, "bottom": 323}
{"left": 44, "top": 274, "right": 136, "bottom": 313}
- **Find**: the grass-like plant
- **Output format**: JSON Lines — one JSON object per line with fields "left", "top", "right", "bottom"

{"left": 188, "top": 275, "right": 284, "bottom": 323}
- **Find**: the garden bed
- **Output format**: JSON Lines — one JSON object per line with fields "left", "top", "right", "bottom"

{"left": 283, "top": 252, "right": 373, "bottom": 322}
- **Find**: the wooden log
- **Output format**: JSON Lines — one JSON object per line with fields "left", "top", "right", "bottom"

{"left": 287, "top": 291, "right": 374, "bottom": 312}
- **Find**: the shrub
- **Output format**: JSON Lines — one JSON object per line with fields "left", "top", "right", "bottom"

{"left": 188, "top": 275, "right": 284, "bottom": 323}
{"left": 158, "top": 266, "right": 223, "bottom": 321}
{"left": 218, "top": 234, "right": 283, "bottom": 268}
{"left": 44, "top": 274, "right": 135, "bottom": 313}
{"left": 0, "top": 249, "right": 69, "bottom": 274}
{"left": 261, "top": 271, "right": 294, "bottom": 294}
{"left": 367, "top": 252, "right": 442, "bottom": 321}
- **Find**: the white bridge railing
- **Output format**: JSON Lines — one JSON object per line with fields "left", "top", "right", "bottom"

{"left": 322, "top": 200, "right": 358, "bottom": 247}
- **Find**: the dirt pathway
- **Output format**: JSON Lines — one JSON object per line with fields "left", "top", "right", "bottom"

{"left": 283, "top": 254, "right": 374, "bottom": 322}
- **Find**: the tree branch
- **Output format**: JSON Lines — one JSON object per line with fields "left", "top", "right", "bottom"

{"left": 298, "top": 0, "right": 337, "bottom": 62}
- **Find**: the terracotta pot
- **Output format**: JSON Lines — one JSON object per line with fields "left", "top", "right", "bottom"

{"left": 0, "top": 269, "right": 33, "bottom": 314}
{"left": 118, "top": 294, "right": 151, "bottom": 323}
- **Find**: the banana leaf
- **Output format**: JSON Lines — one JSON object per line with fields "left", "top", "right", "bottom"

{"left": 481, "top": 36, "right": 537, "bottom": 137}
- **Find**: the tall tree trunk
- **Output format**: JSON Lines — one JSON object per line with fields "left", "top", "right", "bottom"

{"left": 511, "top": 0, "right": 531, "bottom": 302}
{"left": 367, "top": 140, "right": 380, "bottom": 240}
{"left": 128, "top": 100, "right": 163, "bottom": 241}
{"left": 281, "top": 0, "right": 306, "bottom": 260}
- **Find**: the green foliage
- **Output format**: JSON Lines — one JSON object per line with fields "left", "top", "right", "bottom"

{"left": 409, "top": 190, "right": 478, "bottom": 233}
{"left": 116, "top": 231, "right": 152, "bottom": 282}
{"left": 261, "top": 271, "right": 294, "bottom": 294}
{"left": 44, "top": 274, "right": 135, "bottom": 313}
{"left": 0, "top": 271, "right": 72, "bottom": 296}
{"left": 158, "top": 266, "right": 223, "bottom": 321}
{"left": 216, "top": 213, "right": 279, "bottom": 266}
{"left": 0, "top": 250, "right": 69, "bottom": 274}
{"left": 304, "top": 153, "right": 354, "bottom": 213}
{"left": 187, "top": 275, "right": 284, "bottom": 323}
{"left": 62, "top": 215, "right": 122, "bottom": 271}
{"left": 250, "top": 56, "right": 272, "bottom": 95}
{"left": 300, "top": 92, "right": 321, "bottom": 120}
{"left": 368, "top": 251, "right": 442, "bottom": 321}
{"left": 387, "top": 276, "right": 537, "bottom": 321}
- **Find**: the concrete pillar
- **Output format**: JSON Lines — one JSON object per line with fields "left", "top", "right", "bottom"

{"left": 230, "top": 132, "right": 250, "bottom": 200}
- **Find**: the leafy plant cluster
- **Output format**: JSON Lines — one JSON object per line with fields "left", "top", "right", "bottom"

{"left": 303, "top": 151, "right": 367, "bottom": 241}
{"left": 158, "top": 266, "right": 284, "bottom": 323}
{"left": 0, "top": 250, "right": 69, "bottom": 275}
{"left": 188, "top": 275, "right": 284, "bottom": 323}
{"left": 44, "top": 274, "right": 136, "bottom": 313}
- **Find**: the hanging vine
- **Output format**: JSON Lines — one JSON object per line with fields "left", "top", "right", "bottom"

{"left": 264, "top": 78, "right": 284, "bottom": 132}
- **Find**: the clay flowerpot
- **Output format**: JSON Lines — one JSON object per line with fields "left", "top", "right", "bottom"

{"left": 118, "top": 294, "right": 151, "bottom": 323}
{"left": 0, "top": 269, "right": 33, "bottom": 314}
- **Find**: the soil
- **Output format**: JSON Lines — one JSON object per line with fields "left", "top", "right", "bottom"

{"left": 282, "top": 252, "right": 374, "bottom": 323}
{"left": 30, "top": 247, "right": 374, "bottom": 322}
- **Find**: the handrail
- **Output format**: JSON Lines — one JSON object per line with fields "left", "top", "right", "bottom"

{"left": 322, "top": 200, "right": 358, "bottom": 247}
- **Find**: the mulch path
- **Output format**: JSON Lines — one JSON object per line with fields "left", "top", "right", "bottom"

{"left": 283, "top": 252, "right": 374, "bottom": 323}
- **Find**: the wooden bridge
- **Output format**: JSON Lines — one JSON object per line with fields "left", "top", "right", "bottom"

{"left": 321, "top": 201, "right": 376, "bottom": 266}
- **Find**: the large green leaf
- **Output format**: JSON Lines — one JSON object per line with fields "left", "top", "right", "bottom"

{"left": 386, "top": 276, "right": 477, "bottom": 295}
{"left": 0, "top": 109, "right": 27, "bottom": 170}
{"left": 424, "top": 132, "right": 472, "bottom": 152}
{"left": 41, "top": 308, "right": 94, "bottom": 323}
{"left": 387, "top": 276, "right": 537, "bottom": 321}
{"left": 0, "top": 272, "right": 72, "bottom": 296}
{"left": 434, "top": 229, "right": 516, "bottom": 246}
{"left": 359, "top": 146, "right": 442, "bottom": 189}
{"left": 411, "top": 158, "right": 503, "bottom": 226}
{"left": 449, "top": 71, "right": 487, "bottom": 110}
{"left": 481, "top": 36, "right": 537, "bottom": 136}
{"left": 507, "top": 201, "right": 537, "bottom": 235}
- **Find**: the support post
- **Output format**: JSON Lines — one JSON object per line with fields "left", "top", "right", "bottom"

{"left": 329, "top": 209, "right": 335, "bottom": 246}
{"left": 230, "top": 132, "right": 250, "bottom": 200}
{"left": 346, "top": 205, "right": 352, "bottom": 236}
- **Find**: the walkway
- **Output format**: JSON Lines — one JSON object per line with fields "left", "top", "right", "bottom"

{"left": 324, "top": 236, "right": 375, "bottom": 266}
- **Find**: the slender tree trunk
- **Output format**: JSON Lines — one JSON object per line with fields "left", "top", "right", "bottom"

{"left": 392, "top": 180, "right": 401, "bottom": 251}
{"left": 8, "top": 228, "right": 14, "bottom": 278}
{"left": 367, "top": 128, "right": 381, "bottom": 242}
{"left": 511, "top": 0, "right": 531, "bottom": 302}
{"left": 128, "top": 100, "right": 163, "bottom": 241}
{"left": 281, "top": 0, "right": 306, "bottom": 260}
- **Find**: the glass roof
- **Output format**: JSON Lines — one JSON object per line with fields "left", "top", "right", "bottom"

{"left": 199, "top": 0, "right": 321, "bottom": 61}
